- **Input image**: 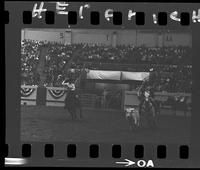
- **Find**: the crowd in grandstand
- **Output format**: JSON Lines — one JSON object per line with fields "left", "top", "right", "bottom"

{"left": 80, "top": 44, "right": 191, "bottom": 65}
{"left": 21, "top": 40, "right": 41, "bottom": 85}
{"left": 21, "top": 39, "right": 192, "bottom": 93}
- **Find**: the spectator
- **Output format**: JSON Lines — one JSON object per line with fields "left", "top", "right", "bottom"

{"left": 21, "top": 39, "right": 192, "bottom": 93}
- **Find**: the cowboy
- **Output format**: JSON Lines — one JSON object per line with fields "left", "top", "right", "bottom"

{"left": 137, "top": 76, "right": 156, "bottom": 115}
{"left": 62, "top": 78, "right": 76, "bottom": 91}
{"left": 62, "top": 78, "right": 76, "bottom": 107}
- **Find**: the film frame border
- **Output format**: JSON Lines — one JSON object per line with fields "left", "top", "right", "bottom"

{"left": 4, "top": 1, "right": 200, "bottom": 167}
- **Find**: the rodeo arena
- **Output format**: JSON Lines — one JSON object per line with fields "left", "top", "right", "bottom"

{"left": 21, "top": 29, "right": 192, "bottom": 143}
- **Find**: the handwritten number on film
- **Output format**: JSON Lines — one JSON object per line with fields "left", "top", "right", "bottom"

{"left": 32, "top": 2, "right": 200, "bottom": 23}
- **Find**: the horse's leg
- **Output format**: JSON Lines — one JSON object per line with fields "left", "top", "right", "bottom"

{"left": 156, "top": 101, "right": 160, "bottom": 114}
{"left": 70, "top": 110, "right": 74, "bottom": 120}
{"left": 133, "top": 117, "right": 137, "bottom": 129}
{"left": 79, "top": 106, "right": 82, "bottom": 119}
{"left": 150, "top": 114, "right": 154, "bottom": 128}
{"left": 67, "top": 109, "right": 72, "bottom": 120}
{"left": 73, "top": 109, "right": 77, "bottom": 120}
{"left": 151, "top": 105, "right": 157, "bottom": 128}
{"left": 74, "top": 104, "right": 79, "bottom": 120}
{"left": 152, "top": 115, "right": 156, "bottom": 128}
{"left": 74, "top": 109, "right": 78, "bottom": 120}
{"left": 147, "top": 104, "right": 154, "bottom": 128}
{"left": 153, "top": 115, "right": 157, "bottom": 128}
{"left": 65, "top": 106, "right": 71, "bottom": 120}
{"left": 76, "top": 103, "right": 82, "bottom": 120}
{"left": 146, "top": 113, "right": 151, "bottom": 128}
{"left": 140, "top": 109, "right": 143, "bottom": 128}
{"left": 128, "top": 117, "right": 132, "bottom": 131}
{"left": 68, "top": 108, "right": 74, "bottom": 121}
{"left": 70, "top": 107, "right": 75, "bottom": 120}
{"left": 138, "top": 117, "right": 140, "bottom": 127}
{"left": 131, "top": 118, "right": 134, "bottom": 130}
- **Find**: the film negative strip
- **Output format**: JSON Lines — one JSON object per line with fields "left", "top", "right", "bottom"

{"left": 3, "top": 0, "right": 200, "bottom": 168}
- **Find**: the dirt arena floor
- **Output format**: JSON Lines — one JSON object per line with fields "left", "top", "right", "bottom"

{"left": 21, "top": 105, "right": 191, "bottom": 143}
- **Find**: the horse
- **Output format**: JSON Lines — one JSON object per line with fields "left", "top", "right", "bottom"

{"left": 125, "top": 107, "right": 140, "bottom": 131}
{"left": 154, "top": 100, "right": 161, "bottom": 115}
{"left": 140, "top": 96, "right": 157, "bottom": 128}
{"left": 64, "top": 90, "right": 82, "bottom": 120}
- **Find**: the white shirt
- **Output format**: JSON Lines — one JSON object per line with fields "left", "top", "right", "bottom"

{"left": 62, "top": 81, "right": 75, "bottom": 91}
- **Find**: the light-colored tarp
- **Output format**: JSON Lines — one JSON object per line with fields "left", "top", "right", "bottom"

{"left": 121, "top": 71, "right": 149, "bottom": 81}
{"left": 87, "top": 70, "right": 121, "bottom": 80}
{"left": 87, "top": 70, "right": 149, "bottom": 81}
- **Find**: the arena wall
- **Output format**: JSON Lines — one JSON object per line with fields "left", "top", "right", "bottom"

{"left": 163, "top": 32, "right": 192, "bottom": 47}
{"left": 20, "top": 85, "right": 191, "bottom": 114}
{"left": 116, "top": 30, "right": 137, "bottom": 45}
{"left": 72, "top": 32, "right": 112, "bottom": 45}
{"left": 21, "top": 28, "right": 192, "bottom": 47}
{"left": 22, "top": 29, "right": 64, "bottom": 43}
{"left": 136, "top": 31, "right": 158, "bottom": 47}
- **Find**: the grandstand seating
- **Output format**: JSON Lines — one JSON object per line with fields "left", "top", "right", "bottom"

{"left": 21, "top": 39, "right": 192, "bottom": 93}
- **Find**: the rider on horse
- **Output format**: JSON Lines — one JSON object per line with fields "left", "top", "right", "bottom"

{"left": 137, "top": 70, "right": 157, "bottom": 115}
{"left": 62, "top": 77, "right": 77, "bottom": 106}
{"left": 62, "top": 77, "right": 82, "bottom": 120}
{"left": 62, "top": 77, "right": 76, "bottom": 91}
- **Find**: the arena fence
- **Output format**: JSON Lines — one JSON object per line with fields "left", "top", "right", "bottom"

{"left": 123, "top": 90, "right": 191, "bottom": 112}
{"left": 21, "top": 85, "right": 191, "bottom": 111}
{"left": 20, "top": 85, "right": 96, "bottom": 108}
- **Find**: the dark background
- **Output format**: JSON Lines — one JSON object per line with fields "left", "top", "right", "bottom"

{"left": 4, "top": 1, "right": 200, "bottom": 167}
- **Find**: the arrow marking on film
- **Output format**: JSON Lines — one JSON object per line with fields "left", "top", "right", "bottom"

{"left": 116, "top": 159, "right": 135, "bottom": 167}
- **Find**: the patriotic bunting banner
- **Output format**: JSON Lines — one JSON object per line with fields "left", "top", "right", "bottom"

{"left": 46, "top": 87, "right": 67, "bottom": 107}
{"left": 48, "top": 89, "right": 66, "bottom": 99}
{"left": 21, "top": 85, "right": 37, "bottom": 99}
{"left": 20, "top": 86, "right": 191, "bottom": 108}
{"left": 21, "top": 85, "right": 37, "bottom": 105}
{"left": 21, "top": 87, "right": 36, "bottom": 97}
